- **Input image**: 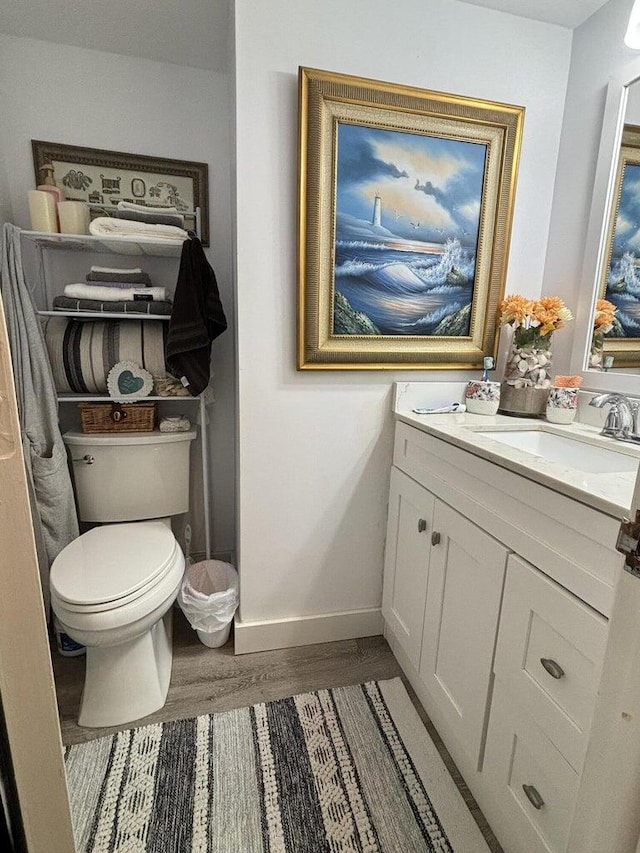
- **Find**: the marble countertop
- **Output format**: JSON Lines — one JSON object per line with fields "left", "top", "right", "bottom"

{"left": 395, "top": 406, "right": 639, "bottom": 518}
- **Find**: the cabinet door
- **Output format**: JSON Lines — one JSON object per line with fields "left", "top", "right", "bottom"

{"left": 419, "top": 499, "right": 508, "bottom": 767}
{"left": 382, "top": 467, "right": 434, "bottom": 669}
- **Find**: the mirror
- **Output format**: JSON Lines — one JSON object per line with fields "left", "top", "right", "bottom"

{"left": 578, "top": 58, "right": 640, "bottom": 382}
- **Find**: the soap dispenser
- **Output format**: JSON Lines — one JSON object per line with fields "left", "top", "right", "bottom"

{"left": 36, "top": 163, "right": 65, "bottom": 204}
{"left": 28, "top": 163, "right": 65, "bottom": 232}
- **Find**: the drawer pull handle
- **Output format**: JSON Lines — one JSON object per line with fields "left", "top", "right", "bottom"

{"left": 540, "top": 658, "right": 565, "bottom": 680}
{"left": 431, "top": 531, "right": 441, "bottom": 546}
{"left": 522, "top": 784, "right": 545, "bottom": 810}
{"left": 418, "top": 518, "right": 427, "bottom": 533}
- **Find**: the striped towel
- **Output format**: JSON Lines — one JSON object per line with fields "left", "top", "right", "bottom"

{"left": 42, "top": 317, "right": 167, "bottom": 393}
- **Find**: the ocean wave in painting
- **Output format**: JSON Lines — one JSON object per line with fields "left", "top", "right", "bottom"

{"left": 605, "top": 252, "right": 640, "bottom": 336}
{"left": 334, "top": 237, "right": 475, "bottom": 335}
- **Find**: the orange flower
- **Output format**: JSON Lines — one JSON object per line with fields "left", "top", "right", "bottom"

{"left": 594, "top": 298, "right": 616, "bottom": 333}
{"left": 554, "top": 375, "right": 583, "bottom": 388}
{"left": 499, "top": 293, "right": 573, "bottom": 333}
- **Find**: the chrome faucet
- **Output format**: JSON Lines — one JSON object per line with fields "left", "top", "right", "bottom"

{"left": 589, "top": 393, "right": 639, "bottom": 439}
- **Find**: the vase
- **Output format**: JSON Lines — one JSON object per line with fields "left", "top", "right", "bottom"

{"left": 500, "top": 328, "right": 553, "bottom": 417}
{"left": 589, "top": 333, "right": 604, "bottom": 369}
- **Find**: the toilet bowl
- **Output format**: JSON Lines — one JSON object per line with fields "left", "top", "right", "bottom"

{"left": 51, "top": 521, "right": 185, "bottom": 727}
{"left": 52, "top": 429, "right": 196, "bottom": 728}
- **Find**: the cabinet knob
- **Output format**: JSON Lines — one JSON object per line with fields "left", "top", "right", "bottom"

{"left": 417, "top": 518, "right": 427, "bottom": 533}
{"left": 522, "top": 784, "right": 545, "bottom": 810}
{"left": 540, "top": 658, "right": 565, "bottom": 680}
{"left": 431, "top": 531, "right": 441, "bottom": 546}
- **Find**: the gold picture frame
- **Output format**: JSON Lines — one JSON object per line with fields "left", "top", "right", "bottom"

{"left": 297, "top": 67, "right": 524, "bottom": 370}
{"left": 32, "top": 140, "right": 209, "bottom": 246}
{"left": 597, "top": 124, "right": 640, "bottom": 368}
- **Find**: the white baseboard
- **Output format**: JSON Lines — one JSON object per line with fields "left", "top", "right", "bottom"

{"left": 233, "top": 607, "right": 383, "bottom": 654}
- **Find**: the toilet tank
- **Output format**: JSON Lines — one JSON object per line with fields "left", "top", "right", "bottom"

{"left": 63, "top": 430, "right": 197, "bottom": 522}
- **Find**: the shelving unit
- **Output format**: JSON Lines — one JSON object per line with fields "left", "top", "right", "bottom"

{"left": 22, "top": 227, "right": 212, "bottom": 559}
{"left": 37, "top": 310, "right": 171, "bottom": 321}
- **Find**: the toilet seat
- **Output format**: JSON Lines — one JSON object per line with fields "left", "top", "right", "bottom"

{"left": 51, "top": 521, "right": 180, "bottom": 613}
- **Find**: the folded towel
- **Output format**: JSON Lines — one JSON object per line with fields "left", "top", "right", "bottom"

{"left": 89, "top": 217, "right": 188, "bottom": 241}
{"left": 53, "top": 295, "right": 172, "bottom": 315}
{"left": 84, "top": 279, "right": 151, "bottom": 289}
{"left": 115, "top": 209, "right": 185, "bottom": 228}
{"left": 117, "top": 201, "right": 181, "bottom": 215}
{"left": 90, "top": 265, "right": 144, "bottom": 274}
{"left": 64, "top": 283, "right": 168, "bottom": 302}
{"left": 87, "top": 268, "right": 151, "bottom": 285}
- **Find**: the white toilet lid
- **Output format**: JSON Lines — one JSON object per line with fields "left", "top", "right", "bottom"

{"left": 51, "top": 522, "right": 180, "bottom": 609}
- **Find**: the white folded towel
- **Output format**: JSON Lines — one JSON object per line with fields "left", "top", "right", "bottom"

{"left": 64, "top": 283, "right": 168, "bottom": 302}
{"left": 90, "top": 265, "right": 145, "bottom": 275}
{"left": 117, "top": 201, "right": 181, "bottom": 215}
{"left": 89, "top": 216, "right": 188, "bottom": 241}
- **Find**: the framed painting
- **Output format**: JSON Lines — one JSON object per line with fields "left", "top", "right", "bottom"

{"left": 297, "top": 68, "right": 525, "bottom": 369}
{"left": 32, "top": 140, "right": 209, "bottom": 246}
{"left": 597, "top": 124, "right": 640, "bottom": 367}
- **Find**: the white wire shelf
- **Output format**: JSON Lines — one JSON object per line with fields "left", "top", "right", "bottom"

{"left": 22, "top": 230, "right": 187, "bottom": 257}
{"left": 57, "top": 393, "right": 200, "bottom": 402}
{"left": 38, "top": 310, "right": 171, "bottom": 322}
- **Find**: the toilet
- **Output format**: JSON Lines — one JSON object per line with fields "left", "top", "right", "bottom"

{"left": 50, "top": 429, "right": 196, "bottom": 728}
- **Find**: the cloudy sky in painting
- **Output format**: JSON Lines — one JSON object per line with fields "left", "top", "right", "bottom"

{"left": 335, "top": 123, "right": 487, "bottom": 246}
{"left": 612, "top": 164, "right": 640, "bottom": 255}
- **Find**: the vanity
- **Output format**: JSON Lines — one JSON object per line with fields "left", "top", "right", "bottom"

{"left": 382, "top": 384, "right": 639, "bottom": 853}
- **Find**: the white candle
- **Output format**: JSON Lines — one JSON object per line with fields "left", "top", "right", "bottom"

{"left": 57, "top": 201, "right": 90, "bottom": 235}
{"left": 28, "top": 190, "right": 58, "bottom": 233}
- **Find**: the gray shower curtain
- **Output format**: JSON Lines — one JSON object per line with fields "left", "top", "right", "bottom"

{"left": 0, "top": 223, "right": 78, "bottom": 613}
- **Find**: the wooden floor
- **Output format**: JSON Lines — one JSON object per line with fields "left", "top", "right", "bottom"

{"left": 52, "top": 608, "right": 503, "bottom": 852}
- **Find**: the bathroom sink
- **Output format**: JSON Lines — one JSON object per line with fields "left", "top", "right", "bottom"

{"left": 476, "top": 429, "right": 639, "bottom": 474}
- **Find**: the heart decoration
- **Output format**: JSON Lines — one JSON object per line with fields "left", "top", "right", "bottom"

{"left": 118, "top": 370, "right": 145, "bottom": 395}
{"left": 107, "top": 361, "right": 153, "bottom": 402}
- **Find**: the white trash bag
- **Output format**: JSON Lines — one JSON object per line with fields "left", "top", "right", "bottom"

{"left": 178, "top": 560, "right": 239, "bottom": 647}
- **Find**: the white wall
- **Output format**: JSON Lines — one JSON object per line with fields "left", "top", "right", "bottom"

{"left": 0, "top": 34, "right": 236, "bottom": 555}
{"left": 543, "top": 0, "right": 635, "bottom": 373}
{"left": 233, "top": 0, "right": 572, "bottom": 642}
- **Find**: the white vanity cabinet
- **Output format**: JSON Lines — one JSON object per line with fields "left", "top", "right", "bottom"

{"left": 383, "top": 419, "right": 620, "bottom": 853}
{"left": 383, "top": 465, "right": 508, "bottom": 766}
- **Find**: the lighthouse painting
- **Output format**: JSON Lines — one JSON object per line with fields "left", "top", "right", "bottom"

{"left": 333, "top": 122, "right": 487, "bottom": 337}
{"left": 297, "top": 67, "right": 524, "bottom": 368}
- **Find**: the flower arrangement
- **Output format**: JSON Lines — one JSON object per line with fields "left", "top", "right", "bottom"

{"left": 499, "top": 295, "right": 574, "bottom": 347}
{"left": 593, "top": 298, "right": 617, "bottom": 336}
{"left": 499, "top": 294, "right": 574, "bottom": 393}
{"left": 590, "top": 298, "right": 617, "bottom": 368}
{"left": 553, "top": 374, "right": 583, "bottom": 388}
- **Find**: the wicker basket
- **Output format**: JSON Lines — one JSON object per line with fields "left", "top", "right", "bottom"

{"left": 79, "top": 402, "right": 157, "bottom": 433}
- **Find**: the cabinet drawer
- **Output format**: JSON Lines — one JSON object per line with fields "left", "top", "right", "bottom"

{"left": 494, "top": 555, "right": 608, "bottom": 772}
{"left": 484, "top": 680, "right": 579, "bottom": 853}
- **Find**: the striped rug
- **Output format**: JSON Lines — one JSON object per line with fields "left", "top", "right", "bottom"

{"left": 65, "top": 678, "right": 490, "bottom": 852}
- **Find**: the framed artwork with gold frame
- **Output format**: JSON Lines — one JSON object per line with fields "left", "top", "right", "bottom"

{"left": 297, "top": 67, "right": 525, "bottom": 370}
{"left": 597, "top": 123, "right": 640, "bottom": 368}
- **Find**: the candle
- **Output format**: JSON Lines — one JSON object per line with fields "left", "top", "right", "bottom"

{"left": 57, "top": 201, "right": 90, "bottom": 235}
{"left": 28, "top": 190, "right": 58, "bottom": 233}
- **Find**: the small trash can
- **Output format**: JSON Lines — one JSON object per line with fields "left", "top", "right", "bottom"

{"left": 177, "top": 560, "right": 239, "bottom": 648}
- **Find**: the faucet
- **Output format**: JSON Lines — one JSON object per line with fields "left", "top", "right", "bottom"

{"left": 589, "top": 393, "right": 639, "bottom": 439}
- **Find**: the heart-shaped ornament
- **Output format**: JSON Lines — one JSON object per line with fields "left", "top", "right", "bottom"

{"left": 118, "top": 370, "right": 144, "bottom": 395}
{"left": 107, "top": 361, "right": 153, "bottom": 401}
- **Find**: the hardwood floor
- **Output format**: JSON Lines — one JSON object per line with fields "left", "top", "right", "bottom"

{"left": 51, "top": 609, "right": 503, "bottom": 852}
